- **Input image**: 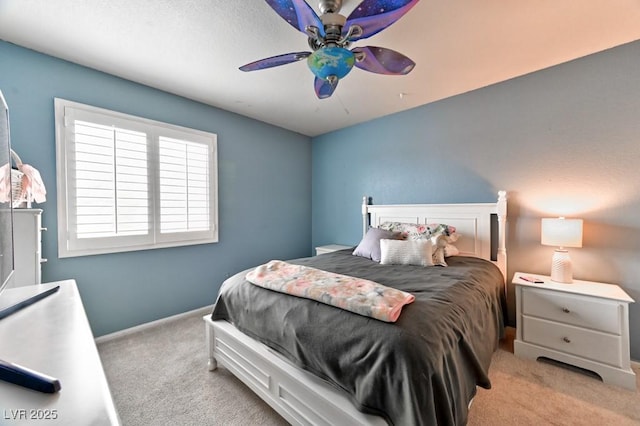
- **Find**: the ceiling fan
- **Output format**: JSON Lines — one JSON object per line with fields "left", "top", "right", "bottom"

{"left": 239, "top": 0, "right": 420, "bottom": 99}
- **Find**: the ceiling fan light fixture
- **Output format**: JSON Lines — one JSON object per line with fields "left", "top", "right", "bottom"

{"left": 307, "top": 47, "right": 355, "bottom": 80}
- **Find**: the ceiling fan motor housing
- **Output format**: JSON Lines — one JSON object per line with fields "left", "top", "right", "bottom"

{"left": 321, "top": 13, "right": 347, "bottom": 46}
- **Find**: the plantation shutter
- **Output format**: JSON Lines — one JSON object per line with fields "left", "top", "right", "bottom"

{"left": 74, "top": 120, "right": 150, "bottom": 238}
{"left": 158, "top": 137, "right": 210, "bottom": 234}
{"left": 56, "top": 99, "right": 218, "bottom": 257}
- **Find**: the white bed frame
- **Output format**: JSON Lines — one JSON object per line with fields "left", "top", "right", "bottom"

{"left": 204, "top": 191, "right": 507, "bottom": 425}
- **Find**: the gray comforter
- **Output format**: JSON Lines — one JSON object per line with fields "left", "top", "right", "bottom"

{"left": 211, "top": 249, "right": 506, "bottom": 425}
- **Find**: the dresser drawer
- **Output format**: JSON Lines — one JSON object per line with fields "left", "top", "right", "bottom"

{"left": 522, "top": 287, "right": 621, "bottom": 334}
{"left": 522, "top": 316, "right": 623, "bottom": 367}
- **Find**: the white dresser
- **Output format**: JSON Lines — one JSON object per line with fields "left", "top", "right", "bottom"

{"left": 0, "top": 280, "right": 120, "bottom": 425}
{"left": 513, "top": 272, "right": 636, "bottom": 390}
{"left": 11, "top": 209, "right": 45, "bottom": 287}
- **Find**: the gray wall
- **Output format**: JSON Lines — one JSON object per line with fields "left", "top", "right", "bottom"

{"left": 1, "top": 41, "right": 312, "bottom": 336}
{"left": 312, "top": 40, "right": 640, "bottom": 360}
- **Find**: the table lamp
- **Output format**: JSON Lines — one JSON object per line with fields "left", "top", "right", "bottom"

{"left": 541, "top": 217, "right": 583, "bottom": 283}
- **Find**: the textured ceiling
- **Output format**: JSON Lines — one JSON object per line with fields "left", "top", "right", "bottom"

{"left": 1, "top": 0, "right": 640, "bottom": 136}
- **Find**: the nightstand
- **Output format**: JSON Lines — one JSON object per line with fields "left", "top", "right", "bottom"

{"left": 513, "top": 272, "right": 636, "bottom": 390}
{"left": 315, "top": 244, "right": 352, "bottom": 256}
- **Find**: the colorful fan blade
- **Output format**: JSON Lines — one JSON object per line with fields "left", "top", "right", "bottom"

{"left": 352, "top": 46, "right": 415, "bottom": 75}
{"left": 343, "top": 0, "right": 419, "bottom": 41}
{"left": 314, "top": 77, "right": 338, "bottom": 99}
{"left": 239, "top": 52, "right": 311, "bottom": 71}
{"left": 266, "top": 0, "right": 325, "bottom": 37}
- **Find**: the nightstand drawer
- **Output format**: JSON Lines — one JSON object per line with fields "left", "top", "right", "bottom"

{"left": 522, "top": 287, "right": 621, "bottom": 334}
{"left": 522, "top": 316, "right": 623, "bottom": 368}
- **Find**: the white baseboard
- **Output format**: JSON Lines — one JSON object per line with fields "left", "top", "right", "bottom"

{"left": 95, "top": 304, "right": 213, "bottom": 344}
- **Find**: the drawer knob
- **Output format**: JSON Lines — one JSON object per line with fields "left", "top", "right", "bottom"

{"left": 562, "top": 307, "right": 571, "bottom": 313}
{"left": 562, "top": 337, "right": 571, "bottom": 343}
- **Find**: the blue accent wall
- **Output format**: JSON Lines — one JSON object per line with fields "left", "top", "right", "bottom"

{"left": 4, "top": 37, "right": 640, "bottom": 361}
{"left": 312, "top": 40, "right": 640, "bottom": 360}
{"left": 0, "top": 41, "right": 312, "bottom": 336}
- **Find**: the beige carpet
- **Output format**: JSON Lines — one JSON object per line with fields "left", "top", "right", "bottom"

{"left": 468, "top": 330, "right": 640, "bottom": 426}
{"left": 97, "top": 311, "right": 640, "bottom": 425}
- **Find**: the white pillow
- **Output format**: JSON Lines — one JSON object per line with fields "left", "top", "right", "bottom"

{"left": 380, "top": 239, "right": 433, "bottom": 267}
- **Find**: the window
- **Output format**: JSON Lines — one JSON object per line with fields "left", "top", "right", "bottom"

{"left": 55, "top": 98, "right": 218, "bottom": 258}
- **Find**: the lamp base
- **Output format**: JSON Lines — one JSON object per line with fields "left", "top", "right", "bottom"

{"left": 551, "top": 249, "right": 573, "bottom": 283}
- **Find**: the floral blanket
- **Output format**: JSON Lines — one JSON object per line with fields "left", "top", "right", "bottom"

{"left": 245, "top": 260, "right": 415, "bottom": 322}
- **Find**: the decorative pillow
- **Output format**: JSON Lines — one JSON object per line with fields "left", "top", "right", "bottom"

{"left": 352, "top": 227, "right": 402, "bottom": 262}
{"left": 426, "top": 223, "right": 457, "bottom": 238}
{"left": 431, "top": 234, "right": 449, "bottom": 266}
{"left": 443, "top": 242, "right": 460, "bottom": 257}
{"left": 380, "top": 239, "right": 433, "bottom": 267}
{"left": 430, "top": 233, "right": 461, "bottom": 266}
{"left": 379, "top": 222, "right": 457, "bottom": 241}
{"left": 378, "top": 222, "right": 432, "bottom": 240}
{"left": 440, "top": 231, "right": 460, "bottom": 257}
{"left": 379, "top": 222, "right": 460, "bottom": 265}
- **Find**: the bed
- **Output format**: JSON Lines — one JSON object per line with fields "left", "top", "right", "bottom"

{"left": 205, "top": 191, "right": 507, "bottom": 425}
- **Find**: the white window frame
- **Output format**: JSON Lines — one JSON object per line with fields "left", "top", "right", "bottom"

{"left": 54, "top": 98, "right": 218, "bottom": 258}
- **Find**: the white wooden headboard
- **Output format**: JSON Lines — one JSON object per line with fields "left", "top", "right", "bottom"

{"left": 362, "top": 191, "right": 507, "bottom": 283}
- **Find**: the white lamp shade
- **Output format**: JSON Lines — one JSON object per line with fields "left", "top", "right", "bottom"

{"left": 541, "top": 218, "right": 583, "bottom": 248}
